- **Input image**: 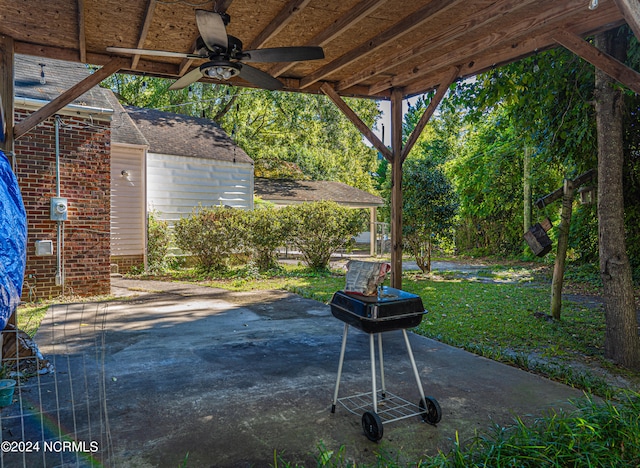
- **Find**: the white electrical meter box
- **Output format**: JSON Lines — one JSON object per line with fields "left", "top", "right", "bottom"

{"left": 50, "top": 197, "right": 68, "bottom": 221}
{"left": 35, "top": 240, "right": 54, "bottom": 256}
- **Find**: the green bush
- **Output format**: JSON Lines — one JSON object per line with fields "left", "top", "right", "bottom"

{"left": 284, "top": 201, "right": 366, "bottom": 270}
{"left": 243, "top": 207, "right": 292, "bottom": 271}
{"left": 147, "top": 211, "right": 171, "bottom": 272}
{"left": 174, "top": 206, "right": 245, "bottom": 272}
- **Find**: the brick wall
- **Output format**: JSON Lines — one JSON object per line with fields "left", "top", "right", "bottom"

{"left": 15, "top": 111, "right": 111, "bottom": 300}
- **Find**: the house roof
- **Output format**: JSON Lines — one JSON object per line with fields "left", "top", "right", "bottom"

{"left": 14, "top": 54, "right": 112, "bottom": 110}
{"left": 103, "top": 91, "right": 149, "bottom": 147}
{"left": 125, "top": 106, "right": 253, "bottom": 164}
{"left": 0, "top": 1, "right": 630, "bottom": 100}
{"left": 254, "top": 177, "right": 383, "bottom": 208}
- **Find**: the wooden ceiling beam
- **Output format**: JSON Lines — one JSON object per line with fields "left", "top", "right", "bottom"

{"left": 368, "top": 0, "right": 615, "bottom": 95}
{"left": 14, "top": 57, "right": 128, "bottom": 139}
{"left": 77, "top": 0, "right": 87, "bottom": 63}
{"left": 553, "top": 29, "right": 640, "bottom": 94}
{"left": 269, "top": 0, "right": 386, "bottom": 78}
{"left": 247, "top": 0, "right": 313, "bottom": 51}
{"left": 320, "top": 82, "right": 392, "bottom": 161}
{"left": 336, "top": 0, "right": 537, "bottom": 92}
{"left": 131, "top": 0, "right": 158, "bottom": 70}
{"left": 299, "top": 0, "right": 464, "bottom": 89}
{"left": 400, "top": 66, "right": 459, "bottom": 162}
{"left": 614, "top": 0, "right": 640, "bottom": 40}
{"left": 402, "top": 13, "right": 625, "bottom": 96}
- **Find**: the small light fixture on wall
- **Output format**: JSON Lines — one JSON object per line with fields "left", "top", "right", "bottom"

{"left": 121, "top": 169, "right": 130, "bottom": 179}
{"left": 39, "top": 63, "right": 46, "bottom": 85}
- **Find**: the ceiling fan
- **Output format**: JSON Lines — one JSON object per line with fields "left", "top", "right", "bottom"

{"left": 107, "top": 10, "right": 324, "bottom": 91}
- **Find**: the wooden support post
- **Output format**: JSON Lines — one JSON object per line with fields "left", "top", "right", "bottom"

{"left": 369, "top": 207, "right": 376, "bottom": 257}
{"left": 0, "top": 36, "right": 14, "bottom": 160}
{"left": 550, "top": 179, "right": 575, "bottom": 320}
{"left": 390, "top": 88, "right": 403, "bottom": 289}
{"left": 0, "top": 36, "right": 17, "bottom": 328}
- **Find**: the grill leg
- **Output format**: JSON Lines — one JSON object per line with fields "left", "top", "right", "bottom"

{"left": 402, "top": 329, "right": 426, "bottom": 403}
{"left": 332, "top": 323, "right": 349, "bottom": 413}
{"left": 377, "top": 333, "right": 386, "bottom": 398}
{"left": 370, "top": 332, "right": 378, "bottom": 413}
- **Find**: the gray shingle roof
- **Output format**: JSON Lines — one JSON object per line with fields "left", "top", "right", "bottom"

{"left": 125, "top": 107, "right": 253, "bottom": 164}
{"left": 14, "top": 54, "right": 112, "bottom": 109}
{"left": 254, "top": 178, "right": 383, "bottom": 208}
{"left": 103, "top": 91, "right": 149, "bottom": 147}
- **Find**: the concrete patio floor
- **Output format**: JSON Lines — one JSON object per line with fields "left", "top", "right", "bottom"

{"left": 1, "top": 278, "right": 586, "bottom": 467}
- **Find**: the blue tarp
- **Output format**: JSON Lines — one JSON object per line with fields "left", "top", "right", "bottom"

{"left": 0, "top": 151, "right": 27, "bottom": 330}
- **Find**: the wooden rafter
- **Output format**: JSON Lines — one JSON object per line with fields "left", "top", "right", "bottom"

{"left": 77, "top": 0, "right": 87, "bottom": 63}
{"left": 268, "top": 0, "right": 386, "bottom": 78}
{"left": 614, "top": 0, "right": 640, "bottom": 41}
{"left": 368, "top": 0, "right": 612, "bottom": 95}
{"left": 131, "top": 0, "right": 158, "bottom": 70}
{"left": 400, "top": 66, "right": 459, "bottom": 162}
{"left": 337, "top": 0, "right": 536, "bottom": 92}
{"left": 553, "top": 29, "right": 640, "bottom": 94}
{"left": 247, "top": 0, "right": 313, "bottom": 51}
{"left": 13, "top": 58, "right": 128, "bottom": 139}
{"left": 320, "top": 82, "right": 391, "bottom": 161}
{"left": 299, "top": 0, "right": 462, "bottom": 89}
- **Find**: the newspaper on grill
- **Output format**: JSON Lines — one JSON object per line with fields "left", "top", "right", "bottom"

{"left": 344, "top": 261, "right": 392, "bottom": 296}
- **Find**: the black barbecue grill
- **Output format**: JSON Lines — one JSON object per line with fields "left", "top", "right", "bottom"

{"left": 329, "top": 286, "right": 442, "bottom": 441}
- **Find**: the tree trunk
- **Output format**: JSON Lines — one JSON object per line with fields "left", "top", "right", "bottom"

{"left": 594, "top": 28, "right": 640, "bottom": 370}
{"left": 523, "top": 146, "right": 532, "bottom": 235}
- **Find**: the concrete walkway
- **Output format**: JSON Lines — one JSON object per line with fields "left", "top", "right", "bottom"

{"left": 1, "top": 279, "right": 586, "bottom": 467}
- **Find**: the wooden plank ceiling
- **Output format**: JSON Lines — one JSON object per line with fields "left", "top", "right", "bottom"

{"left": 0, "top": 0, "right": 628, "bottom": 100}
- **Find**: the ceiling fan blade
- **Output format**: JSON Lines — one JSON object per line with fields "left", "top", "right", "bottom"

{"left": 169, "top": 67, "right": 204, "bottom": 90}
{"left": 195, "top": 9, "right": 228, "bottom": 50}
{"left": 238, "top": 64, "right": 284, "bottom": 90}
{"left": 242, "top": 46, "right": 325, "bottom": 63}
{"left": 107, "top": 46, "right": 203, "bottom": 59}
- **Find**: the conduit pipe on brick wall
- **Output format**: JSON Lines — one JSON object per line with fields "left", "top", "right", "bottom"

{"left": 54, "top": 115, "right": 64, "bottom": 287}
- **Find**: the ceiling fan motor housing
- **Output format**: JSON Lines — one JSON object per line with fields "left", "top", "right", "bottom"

{"left": 200, "top": 60, "right": 241, "bottom": 80}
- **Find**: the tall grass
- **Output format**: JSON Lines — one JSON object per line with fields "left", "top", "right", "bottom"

{"left": 276, "top": 392, "right": 640, "bottom": 468}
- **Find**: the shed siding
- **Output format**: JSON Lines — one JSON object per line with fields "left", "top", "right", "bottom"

{"left": 110, "top": 144, "right": 146, "bottom": 256}
{"left": 147, "top": 153, "right": 254, "bottom": 221}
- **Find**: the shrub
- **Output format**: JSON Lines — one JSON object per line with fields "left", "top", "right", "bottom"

{"left": 173, "top": 206, "right": 245, "bottom": 272}
{"left": 284, "top": 201, "right": 366, "bottom": 270}
{"left": 243, "top": 207, "right": 292, "bottom": 271}
{"left": 147, "top": 211, "right": 171, "bottom": 272}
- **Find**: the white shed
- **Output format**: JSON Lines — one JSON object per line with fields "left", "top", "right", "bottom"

{"left": 126, "top": 107, "right": 254, "bottom": 222}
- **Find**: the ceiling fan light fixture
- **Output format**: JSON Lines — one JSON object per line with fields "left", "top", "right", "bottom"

{"left": 200, "top": 61, "right": 241, "bottom": 81}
